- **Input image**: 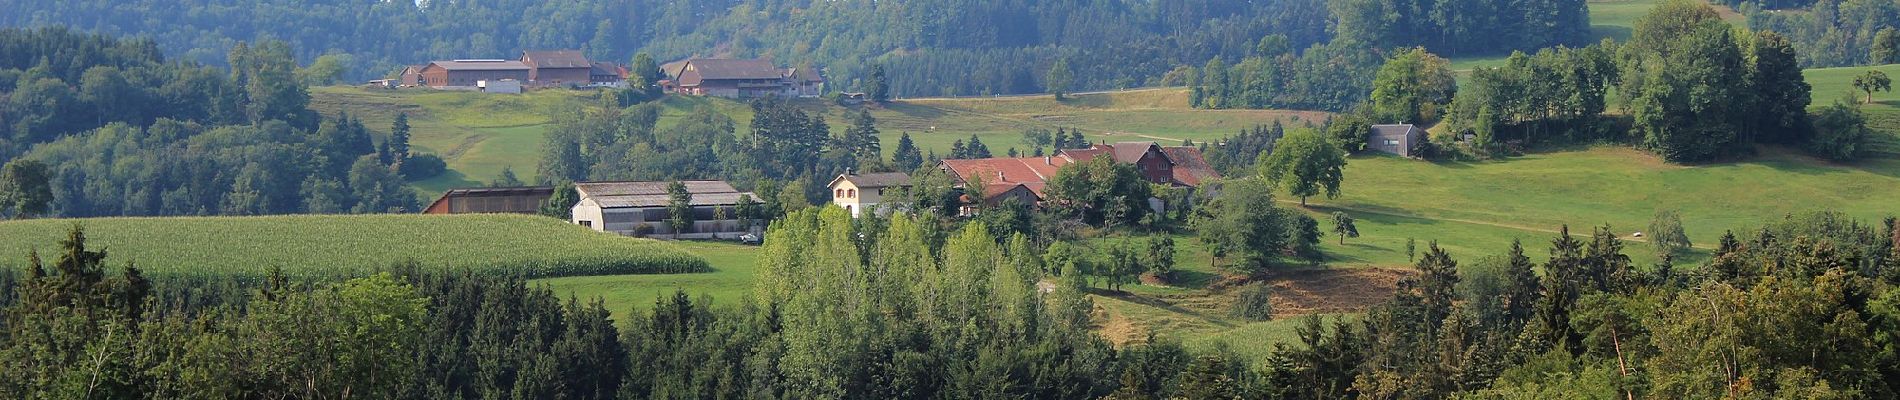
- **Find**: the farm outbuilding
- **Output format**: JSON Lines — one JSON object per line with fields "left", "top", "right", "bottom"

{"left": 570, "top": 180, "right": 760, "bottom": 239}
{"left": 423, "top": 186, "right": 555, "bottom": 214}
{"left": 1370, "top": 124, "right": 1425, "bottom": 158}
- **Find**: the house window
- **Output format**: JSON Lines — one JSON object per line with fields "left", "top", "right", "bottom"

{"left": 847, "top": 189, "right": 856, "bottom": 198}
{"left": 1384, "top": 139, "right": 1400, "bottom": 146}
{"left": 836, "top": 189, "right": 845, "bottom": 198}
{"left": 579, "top": 220, "right": 593, "bottom": 228}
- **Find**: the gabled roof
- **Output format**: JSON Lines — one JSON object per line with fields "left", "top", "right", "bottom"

{"left": 1160, "top": 147, "right": 1220, "bottom": 187}
{"left": 682, "top": 59, "right": 785, "bottom": 80}
{"left": 590, "top": 191, "right": 759, "bottom": 209}
{"left": 521, "top": 50, "right": 591, "bottom": 69}
{"left": 575, "top": 180, "right": 737, "bottom": 198}
{"left": 939, "top": 157, "right": 1071, "bottom": 198}
{"left": 590, "top": 62, "right": 624, "bottom": 77}
{"left": 574, "top": 180, "right": 757, "bottom": 209}
{"left": 660, "top": 60, "right": 691, "bottom": 79}
{"left": 829, "top": 172, "right": 912, "bottom": 189}
{"left": 1058, "top": 142, "right": 1169, "bottom": 164}
{"left": 1371, "top": 124, "right": 1420, "bottom": 139}
{"left": 786, "top": 66, "right": 823, "bottom": 82}
{"left": 426, "top": 60, "right": 531, "bottom": 71}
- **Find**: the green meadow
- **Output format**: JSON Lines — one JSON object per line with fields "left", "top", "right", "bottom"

{"left": 0, "top": 214, "right": 707, "bottom": 280}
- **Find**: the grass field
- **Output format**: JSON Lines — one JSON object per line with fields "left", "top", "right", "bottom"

{"left": 1804, "top": 64, "right": 1900, "bottom": 157}
{"left": 309, "top": 87, "right": 1323, "bottom": 199}
{"left": 1324, "top": 147, "right": 1900, "bottom": 250}
{"left": 0, "top": 214, "right": 707, "bottom": 280}
{"left": 535, "top": 240, "right": 762, "bottom": 319}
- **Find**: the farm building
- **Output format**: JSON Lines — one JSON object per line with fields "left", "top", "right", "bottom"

{"left": 589, "top": 62, "right": 627, "bottom": 88}
{"left": 423, "top": 186, "right": 556, "bottom": 214}
{"left": 1370, "top": 124, "right": 1425, "bottom": 158}
{"left": 937, "top": 141, "right": 1221, "bottom": 208}
{"left": 570, "top": 180, "right": 760, "bottom": 239}
{"left": 662, "top": 58, "right": 825, "bottom": 98}
{"left": 827, "top": 171, "right": 912, "bottom": 217}
{"left": 419, "top": 60, "right": 531, "bottom": 89}
{"left": 399, "top": 65, "right": 425, "bottom": 86}
{"left": 521, "top": 50, "right": 592, "bottom": 86}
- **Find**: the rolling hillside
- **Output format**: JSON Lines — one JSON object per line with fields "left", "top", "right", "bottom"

{"left": 309, "top": 87, "right": 1322, "bottom": 197}
{"left": 0, "top": 214, "right": 707, "bottom": 280}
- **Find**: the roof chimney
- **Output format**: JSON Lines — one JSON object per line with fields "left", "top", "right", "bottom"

{"left": 997, "top": 171, "right": 1006, "bottom": 182}
{"left": 1044, "top": 156, "right": 1053, "bottom": 165}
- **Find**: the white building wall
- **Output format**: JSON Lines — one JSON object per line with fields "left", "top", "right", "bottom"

{"left": 571, "top": 198, "right": 605, "bottom": 231}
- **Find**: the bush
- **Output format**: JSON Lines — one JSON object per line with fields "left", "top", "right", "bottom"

{"left": 1230, "top": 283, "right": 1274, "bottom": 321}
{"left": 1808, "top": 101, "right": 1871, "bottom": 162}
{"left": 399, "top": 153, "right": 447, "bottom": 180}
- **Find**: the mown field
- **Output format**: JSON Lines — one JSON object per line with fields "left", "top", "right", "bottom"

{"left": 0, "top": 214, "right": 707, "bottom": 280}
{"left": 535, "top": 240, "right": 763, "bottom": 318}
{"left": 309, "top": 87, "right": 1321, "bottom": 199}
{"left": 1327, "top": 147, "right": 1900, "bottom": 250}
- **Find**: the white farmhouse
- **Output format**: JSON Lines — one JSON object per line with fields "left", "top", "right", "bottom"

{"left": 827, "top": 171, "right": 912, "bottom": 218}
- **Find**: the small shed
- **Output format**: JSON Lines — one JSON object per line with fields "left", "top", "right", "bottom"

{"left": 1370, "top": 124, "right": 1425, "bottom": 158}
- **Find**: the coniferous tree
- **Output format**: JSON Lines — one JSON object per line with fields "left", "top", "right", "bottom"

{"left": 892, "top": 132, "right": 923, "bottom": 170}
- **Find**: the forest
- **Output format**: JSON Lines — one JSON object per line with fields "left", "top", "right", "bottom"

{"left": 0, "top": 0, "right": 1595, "bottom": 98}
{"left": 0, "top": 28, "right": 423, "bottom": 217}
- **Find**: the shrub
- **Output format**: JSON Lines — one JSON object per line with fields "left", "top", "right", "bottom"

{"left": 1230, "top": 283, "right": 1274, "bottom": 321}
{"left": 399, "top": 153, "right": 448, "bottom": 180}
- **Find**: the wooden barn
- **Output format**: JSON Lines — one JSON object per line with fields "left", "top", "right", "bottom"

{"left": 419, "top": 60, "right": 531, "bottom": 89}
{"left": 423, "top": 186, "right": 556, "bottom": 214}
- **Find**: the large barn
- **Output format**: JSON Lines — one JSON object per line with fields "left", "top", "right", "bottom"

{"left": 662, "top": 58, "right": 825, "bottom": 98}
{"left": 418, "top": 60, "right": 531, "bottom": 89}
{"left": 570, "top": 180, "right": 759, "bottom": 238}
{"left": 422, "top": 186, "right": 555, "bottom": 214}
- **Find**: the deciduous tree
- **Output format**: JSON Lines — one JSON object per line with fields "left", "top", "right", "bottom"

{"left": 1258, "top": 129, "right": 1346, "bottom": 205}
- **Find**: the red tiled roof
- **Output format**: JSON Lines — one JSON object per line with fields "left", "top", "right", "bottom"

{"left": 1160, "top": 146, "right": 1221, "bottom": 186}
{"left": 939, "top": 157, "right": 1071, "bottom": 197}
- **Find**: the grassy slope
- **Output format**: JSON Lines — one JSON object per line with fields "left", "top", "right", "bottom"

{"left": 1804, "top": 64, "right": 1900, "bottom": 158}
{"left": 310, "top": 87, "right": 1322, "bottom": 200}
{"left": 535, "top": 240, "right": 762, "bottom": 319}
{"left": 0, "top": 214, "right": 706, "bottom": 279}
{"left": 1324, "top": 148, "right": 1900, "bottom": 252}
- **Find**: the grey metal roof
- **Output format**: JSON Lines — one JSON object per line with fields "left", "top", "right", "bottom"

{"left": 594, "top": 192, "right": 759, "bottom": 209}
{"left": 428, "top": 60, "right": 531, "bottom": 71}
{"left": 522, "top": 50, "right": 591, "bottom": 68}
{"left": 684, "top": 59, "right": 785, "bottom": 80}
{"left": 1371, "top": 124, "right": 1419, "bottom": 139}
{"left": 835, "top": 172, "right": 911, "bottom": 188}
{"left": 575, "top": 180, "right": 737, "bottom": 197}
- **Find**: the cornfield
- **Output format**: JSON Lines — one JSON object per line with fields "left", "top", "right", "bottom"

{"left": 0, "top": 214, "right": 709, "bottom": 279}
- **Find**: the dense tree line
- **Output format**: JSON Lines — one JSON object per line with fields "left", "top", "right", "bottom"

{"left": 0, "top": 0, "right": 1337, "bottom": 98}
{"left": 1185, "top": 40, "right": 1387, "bottom": 112}
{"left": 538, "top": 96, "right": 892, "bottom": 209}
{"left": 1445, "top": 43, "right": 1620, "bottom": 153}
{"left": 1330, "top": 0, "right": 1592, "bottom": 56}
{"left": 0, "top": 28, "right": 420, "bottom": 217}
{"left": 1746, "top": 0, "right": 1900, "bottom": 67}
